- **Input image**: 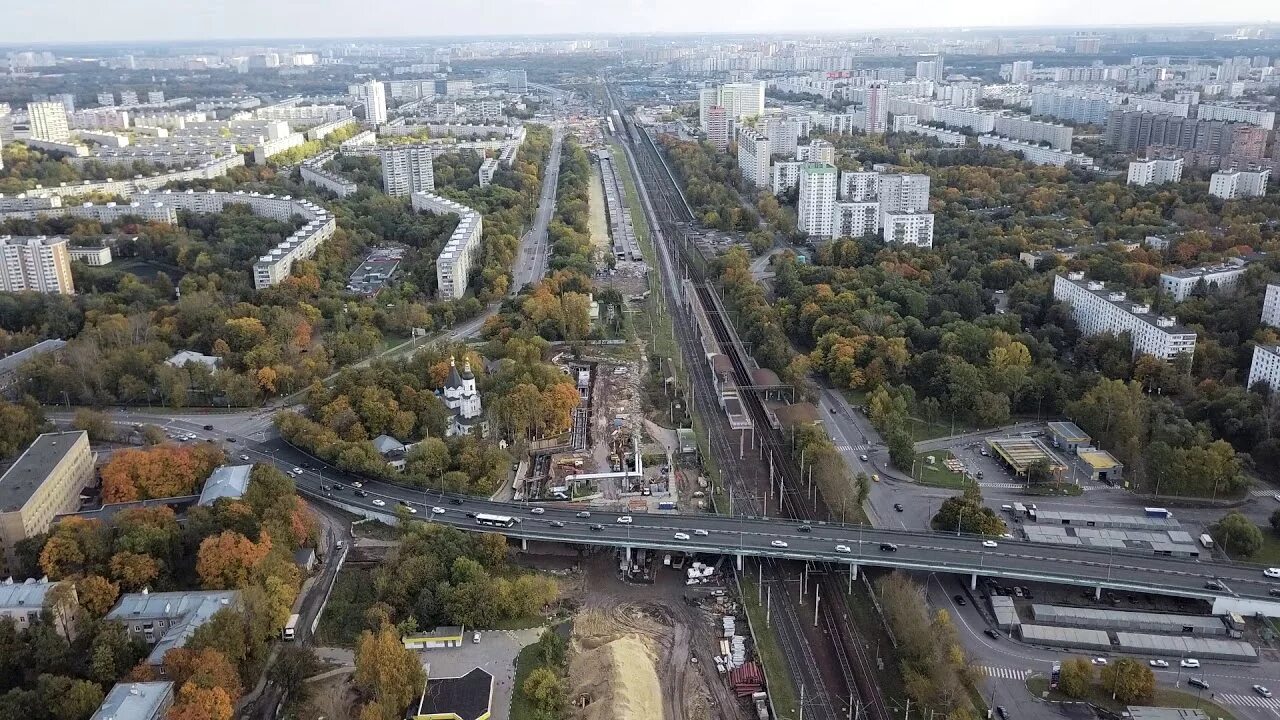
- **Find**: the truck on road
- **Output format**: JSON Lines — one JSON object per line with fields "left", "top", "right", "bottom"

{"left": 283, "top": 613, "right": 300, "bottom": 641}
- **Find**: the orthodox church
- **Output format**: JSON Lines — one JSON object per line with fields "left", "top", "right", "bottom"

{"left": 442, "top": 356, "right": 486, "bottom": 437}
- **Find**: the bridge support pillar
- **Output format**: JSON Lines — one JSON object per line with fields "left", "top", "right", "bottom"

{"left": 1095, "top": 585, "right": 1102, "bottom": 600}
{"left": 970, "top": 573, "right": 978, "bottom": 590}
{"left": 737, "top": 554, "right": 744, "bottom": 571}
{"left": 625, "top": 546, "right": 633, "bottom": 563}
{"left": 850, "top": 563, "right": 858, "bottom": 581}
{"left": 521, "top": 537, "right": 527, "bottom": 551}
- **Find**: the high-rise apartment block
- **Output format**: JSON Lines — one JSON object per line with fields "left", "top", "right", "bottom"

{"left": 771, "top": 161, "right": 803, "bottom": 195}
{"left": 915, "top": 57, "right": 945, "bottom": 83}
{"left": 1031, "top": 88, "right": 1117, "bottom": 125}
{"left": 1010, "top": 60, "right": 1034, "bottom": 83}
{"left": 119, "top": 90, "right": 138, "bottom": 106}
{"left": 26, "top": 101, "right": 70, "bottom": 142}
{"left": 1127, "top": 157, "right": 1184, "bottom": 186}
{"left": 1247, "top": 345, "right": 1280, "bottom": 391}
{"left": 804, "top": 139, "right": 836, "bottom": 165}
{"left": 705, "top": 106, "right": 732, "bottom": 151}
{"left": 57, "top": 93, "right": 75, "bottom": 113}
{"left": 882, "top": 211, "right": 935, "bottom": 248}
{"left": 736, "top": 127, "right": 771, "bottom": 188}
{"left": 1053, "top": 272, "right": 1196, "bottom": 361}
{"left": 0, "top": 235, "right": 75, "bottom": 294}
{"left": 354, "top": 80, "right": 387, "bottom": 125}
{"left": 993, "top": 115, "right": 1073, "bottom": 150}
{"left": 700, "top": 82, "right": 765, "bottom": 128}
{"left": 412, "top": 193, "right": 483, "bottom": 301}
{"left": 507, "top": 69, "right": 528, "bottom": 94}
{"left": 835, "top": 202, "right": 880, "bottom": 238}
{"left": 878, "top": 173, "right": 930, "bottom": 217}
{"left": 863, "top": 82, "right": 888, "bottom": 134}
{"left": 96, "top": 92, "right": 115, "bottom": 107}
{"left": 797, "top": 163, "right": 838, "bottom": 238}
{"left": 380, "top": 146, "right": 435, "bottom": 196}
{"left": 1263, "top": 284, "right": 1280, "bottom": 329}
{"left": 839, "top": 171, "right": 879, "bottom": 201}
{"left": 0, "top": 432, "right": 95, "bottom": 575}
{"left": 1106, "top": 111, "right": 1269, "bottom": 163}
{"left": 1209, "top": 169, "right": 1270, "bottom": 199}
{"left": 1195, "top": 103, "right": 1276, "bottom": 130}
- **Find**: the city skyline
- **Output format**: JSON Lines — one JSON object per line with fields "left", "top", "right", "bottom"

{"left": 2, "top": 0, "right": 1279, "bottom": 44}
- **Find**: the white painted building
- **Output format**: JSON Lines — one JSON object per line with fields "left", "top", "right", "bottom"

{"left": 1263, "top": 284, "right": 1280, "bottom": 329}
{"left": 1158, "top": 257, "right": 1253, "bottom": 301}
{"left": 1195, "top": 103, "right": 1276, "bottom": 130}
{"left": 1127, "top": 157, "right": 1184, "bottom": 186}
{"left": 835, "top": 202, "right": 880, "bottom": 238}
{"left": 882, "top": 211, "right": 935, "bottom": 247}
{"left": 441, "top": 357, "right": 485, "bottom": 436}
{"left": 993, "top": 115, "right": 1073, "bottom": 150}
{"left": 0, "top": 235, "right": 75, "bottom": 294}
{"left": 839, "top": 171, "right": 879, "bottom": 201}
{"left": 802, "top": 139, "right": 836, "bottom": 165}
{"left": 380, "top": 146, "right": 436, "bottom": 196}
{"left": 68, "top": 245, "right": 113, "bottom": 265}
{"left": 878, "top": 173, "right": 930, "bottom": 219}
{"left": 1247, "top": 345, "right": 1280, "bottom": 390}
{"left": 27, "top": 101, "right": 70, "bottom": 142}
{"left": 478, "top": 157, "right": 498, "bottom": 188}
{"left": 893, "top": 116, "right": 967, "bottom": 145}
{"left": 978, "top": 135, "right": 1096, "bottom": 168}
{"left": 797, "top": 163, "right": 838, "bottom": 238}
{"left": 412, "top": 193, "right": 483, "bottom": 301}
{"left": 1053, "top": 272, "right": 1197, "bottom": 361}
{"left": 1209, "top": 169, "right": 1270, "bottom": 199}
{"left": 353, "top": 80, "right": 387, "bottom": 125}
{"left": 736, "top": 127, "right": 771, "bottom": 188}
{"left": 300, "top": 150, "right": 358, "bottom": 197}
{"left": 771, "top": 160, "right": 803, "bottom": 195}
{"left": 699, "top": 81, "right": 765, "bottom": 128}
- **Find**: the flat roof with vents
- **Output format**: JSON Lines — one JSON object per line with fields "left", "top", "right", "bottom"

{"left": 0, "top": 431, "right": 87, "bottom": 513}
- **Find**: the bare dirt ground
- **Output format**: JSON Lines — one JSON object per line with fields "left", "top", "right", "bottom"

{"left": 588, "top": 166, "right": 612, "bottom": 256}
{"left": 562, "top": 552, "right": 747, "bottom": 720}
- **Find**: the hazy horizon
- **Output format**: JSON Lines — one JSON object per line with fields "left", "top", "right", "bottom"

{"left": 2, "top": 0, "right": 1278, "bottom": 45}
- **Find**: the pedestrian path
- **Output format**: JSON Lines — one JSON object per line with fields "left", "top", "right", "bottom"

{"left": 1217, "top": 693, "right": 1280, "bottom": 709}
{"left": 979, "top": 666, "right": 1030, "bottom": 681}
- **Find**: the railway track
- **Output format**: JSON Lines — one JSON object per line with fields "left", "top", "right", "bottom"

{"left": 606, "top": 84, "right": 891, "bottom": 720}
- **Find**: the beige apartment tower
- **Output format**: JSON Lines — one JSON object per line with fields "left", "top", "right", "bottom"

{"left": 0, "top": 431, "right": 95, "bottom": 574}
{"left": 0, "top": 236, "right": 76, "bottom": 294}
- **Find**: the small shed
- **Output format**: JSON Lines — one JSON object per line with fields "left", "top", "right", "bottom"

{"left": 1047, "top": 421, "right": 1090, "bottom": 451}
{"left": 403, "top": 626, "right": 465, "bottom": 650}
{"left": 1076, "top": 447, "right": 1124, "bottom": 483}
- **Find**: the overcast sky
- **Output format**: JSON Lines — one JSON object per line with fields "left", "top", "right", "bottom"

{"left": 3, "top": 0, "right": 1277, "bottom": 45}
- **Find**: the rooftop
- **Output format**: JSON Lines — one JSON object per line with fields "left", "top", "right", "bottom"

{"left": 1161, "top": 256, "right": 1255, "bottom": 280}
{"left": 1077, "top": 449, "right": 1123, "bottom": 471}
{"left": 1046, "top": 421, "right": 1089, "bottom": 442}
{"left": 405, "top": 667, "right": 493, "bottom": 720}
{"left": 0, "top": 338, "right": 67, "bottom": 376}
{"left": 106, "top": 589, "right": 240, "bottom": 664}
{"left": 1057, "top": 273, "right": 1192, "bottom": 335}
{"left": 90, "top": 682, "right": 174, "bottom": 720}
{"left": 197, "top": 465, "right": 252, "bottom": 507}
{"left": 0, "top": 431, "right": 88, "bottom": 513}
{"left": 0, "top": 577, "right": 61, "bottom": 610}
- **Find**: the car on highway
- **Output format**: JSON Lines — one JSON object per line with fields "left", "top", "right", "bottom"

{"left": 531, "top": 507, "right": 545, "bottom": 514}
{"left": 1265, "top": 568, "right": 1280, "bottom": 579}
{"left": 550, "top": 521, "right": 565, "bottom": 528}
{"left": 995, "top": 707, "right": 1008, "bottom": 720}
{"left": 371, "top": 499, "right": 386, "bottom": 507}
{"left": 577, "top": 511, "right": 591, "bottom": 518}
{"left": 350, "top": 481, "right": 363, "bottom": 488}
{"left": 402, "top": 506, "right": 418, "bottom": 514}
{"left": 1180, "top": 658, "right": 1200, "bottom": 668}
{"left": 835, "top": 545, "right": 851, "bottom": 553}
{"left": 293, "top": 467, "right": 303, "bottom": 475}
{"left": 674, "top": 533, "right": 690, "bottom": 541}
{"left": 1204, "top": 580, "right": 1226, "bottom": 591}
{"left": 354, "top": 489, "right": 368, "bottom": 497}
{"left": 984, "top": 629, "right": 1001, "bottom": 640}
{"left": 1254, "top": 685, "right": 1273, "bottom": 698}
{"left": 431, "top": 507, "right": 445, "bottom": 515}
{"left": 590, "top": 524, "right": 604, "bottom": 531}
{"left": 1091, "top": 658, "right": 1108, "bottom": 666}
{"left": 694, "top": 529, "right": 709, "bottom": 536}
{"left": 953, "top": 595, "right": 966, "bottom": 606}
{"left": 879, "top": 543, "right": 898, "bottom": 552}
{"left": 871, "top": 474, "right": 879, "bottom": 482}
{"left": 333, "top": 484, "right": 344, "bottom": 491}
{"left": 1149, "top": 659, "right": 1169, "bottom": 668}
{"left": 239, "top": 454, "right": 250, "bottom": 461}
{"left": 1187, "top": 678, "right": 1209, "bottom": 690}
{"left": 982, "top": 540, "right": 999, "bottom": 548}
{"left": 893, "top": 504, "right": 904, "bottom": 512}
{"left": 203, "top": 425, "right": 214, "bottom": 430}
{"left": 771, "top": 540, "right": 789, "bottom": 548}
{"left": 617, "top": 516, "right": 633, "bottom": 524}
{"left": 225, "top": 437, "right": 235, "bottom": 443}
{"left": 286, "top": 471, "right": 295, "bottom": 477}
{"left": 797, "top": 525, "right": 812, "bottom": 532}
{"left": 449, "top": 498, "right": 464, "bottom": 505}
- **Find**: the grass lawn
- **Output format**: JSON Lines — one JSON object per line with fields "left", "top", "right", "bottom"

{"left": 315, "top": 567, "right": 377, "bottom": 646}
{"left": 509, "top": 633, "right": 548, "bottom": 720}
{"left": 1249, "top": 527, "right": 1280, "bottom": 565}
{"left": 912, "top": 451, "right": 976, "bottom": 489}
{"left": 739, "top": 572, "right": 800, "bottom": 717}
{"left": 1026, "top": 677, "right": 1237, "bottom": 720}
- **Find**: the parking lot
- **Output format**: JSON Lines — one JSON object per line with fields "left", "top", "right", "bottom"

{"left": 411, "top": 627, "right": 545, "bottom": 720}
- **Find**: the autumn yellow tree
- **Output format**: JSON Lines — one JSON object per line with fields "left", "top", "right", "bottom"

{"left": 76, "top": 574, "right": 120, "bottom": 618}
{"left": 196, "top": 531, "right": 272, "bottom": 590}
{"left": 354, "top": 625, "right": 426, "bottom": 719}
{"left": 101, "top": 444, "right": 226, "bottom": 502}
{"left": 166, "top": 684, "right": 233, "bottom": 720}
{"left": 163, "top": 647, "right": 242, "bottom": 701}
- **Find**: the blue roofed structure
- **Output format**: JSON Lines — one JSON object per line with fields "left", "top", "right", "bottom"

{"left": 197, "top": 464, "right": 252, "bottom": 507}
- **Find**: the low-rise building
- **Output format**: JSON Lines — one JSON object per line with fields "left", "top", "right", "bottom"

{"left": 1158, "top": 257, "right": 1255, "bottom": 301}
{"left": 404, "top": 667, "right": 493, "bottom": 720}
{"left": 1053, "top": 272, "right": 1197, "bottom": 361}
{"left": 0, "top": 338, "right": 66, "bottom": 398}
{"left": 89, "top": 682, "right": 174, "bottom": 720}
{"left": 0, "top": 577, "right": 78, "bottom": 639}
{"left": 978, "top": 135, "right": 1096, "bottom": 168}
{"left": 197, "top": 465, "right": 252, "bottom": 507}
{"left": 1127, "top": 157, "right": 1184, "bottom": 186}
{"left": 0, "top": 432, "right": 95, "bottom": 575}
{"left": 1209, "top": 168, "right": 1270, "bottom": 199}
{"left": 68, "top": 245, "right": 113, "bottom": 265}
{"left": 106, "top": 590, "right": 241, "bottom": 665}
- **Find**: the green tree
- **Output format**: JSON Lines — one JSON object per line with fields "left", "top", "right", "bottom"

{"left": 522, "top": 666, "right": 565, "bottom": 713}
{"left": 1214, "top": 512, "right": 1263, "bottom": 557}
{"left": 1100, "top": 658, "right": 1155, "bottom": 704}
{"left": 1057, "top": 657, "right": 1093, "bottom": 698}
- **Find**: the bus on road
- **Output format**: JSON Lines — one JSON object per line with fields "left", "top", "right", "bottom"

{"left": 283, "top": 613, "right": 300, "bottom": 641}
{"left": 475, "top": 513, "right": 517, "bottom": 528}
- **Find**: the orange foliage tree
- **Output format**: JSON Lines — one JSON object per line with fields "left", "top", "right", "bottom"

{"left": 163, "top": 647, "right": 242, "bottom": 700}
{"left": 101, "top": 444, "right": 226, "bottom": 503}
{"left": 196, "top": 531, "right": 272, "bottom": 590}
{"left": 76, "top": 574, "right": 120, "bottom": 617}
{"left": 166, "top": 684, "right": 233, "bottom": 720}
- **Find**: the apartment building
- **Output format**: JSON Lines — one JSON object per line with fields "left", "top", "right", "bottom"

{"left": 1030, "top": 87, "right": 1118, "bottom": 125}
{"left": 68, "top": 245, "right": 113, "bottom": 266}
{"left": 0, "top": 578, "right": 78, "bottom": 639}
{"left": 1052, "top": 272, "right": 1197, "bottom": 361}
{"left": 1263, "top": 284, "right": 1280, "bottom": 328}
{"left": 353, "top": 79, "right": 387, "bottom": 125}
{"left": 993, "top": 115, "right": 1073, "bottom": 150}
{"left": 380, "top": 146, "right": 436, "bottom": 196}
{"left": 705, "top": 105, "right": 732, "bottom": 151}
{"left": 89, "top": 682, "right": 174, "bottom": 720}
{"left": 835, "top": 202, "right": 880, "bottom": 238}
{"left": 1247, "top": 345, "right": 1280, "bottom": 391}
{"left": 106, "top": 590, "right": 241, "bottom": 664}
{"left": 893, "top": 116, "right": 967, "bottom": 146}
{"left": 0, "top": 432, "right": 94, "bottom": 575}
{"left": 863, "top": 82, "right": 888, "bottom": 134}
{"left": 978, "top": 135, "right": 1096, "bottom": 168}
{"left": 0, "top": 339, "right": 66, "bottom": 399}
{"left": 797, "top": 163, "right": 838, "bottom": 238}
{"left": 412, "top": 193, "right": 483, "bottom": 301}
{"left": 699, "top": 81, "right": 765, "bottom": 126}
{"left": 0, "top": 235, "right": 75, "bottom": 294}
{"left": 1127, "top": 157, "right": 1184, "bottom": 186}
{"left": 1105, "top": 111, "right": 1269, "bottom": 162}
{"left": 300, "top": 150, "right": 358, "bottom": 197}
{"left": 761, "top": 114, "right": 801, "bottom": 157}
{"left": 1010, "top": 60, "right": 1034, "bottom": 83}
{"left": 478, "top": 157, "right": 499, "bottom": 188}
{"left": 27, "top": 101, "right": 70, "bottom": 142}
{"left": 802, "top": 139, "right": 836, "bottom": 165}
{"left": 839, "top": 171, "right": 879, "bottom": 201}
{"left": 1195, "top": 103, "right": 1276, "bottom": 130}
{"left": 771, "top": 161, "right": 803, "bottom": 195}
{"left": 878, "top": 173, "right": 930, "bottom": 218}
{"left": 1159, "top": 257, "right": 1254, "bottom": 301}
{"left": 1209, "top": 168, "right": 1270, "bottom": 199}
{"left": 882, "top": 211, "right": 935, "bottom": 248}
{"left": 736, "top": 127, "right": 771, "bottom": 188}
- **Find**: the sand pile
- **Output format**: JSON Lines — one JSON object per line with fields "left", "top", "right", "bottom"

{"left": 569, "top": 610, "right": 664, "bottom": 720}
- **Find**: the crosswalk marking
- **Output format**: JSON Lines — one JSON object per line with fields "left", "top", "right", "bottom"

{"left": 1251, "top": 489, "right": 1279, "bottom": 498}
{"left": 979, "top": 666, "right": 1030, "bottom": 681}
{"left": 978, "top": 482, "right": 1025, "bottom": 490}
{"left": 835, "top": 443, "right": 870, "bottom": 454}
{"left": 1217, "top": 694, "right": 1280, "bottom": 709}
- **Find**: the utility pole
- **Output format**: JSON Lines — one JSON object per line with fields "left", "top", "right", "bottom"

{"left": 766, "top": 585, "right": 771, "bottom": 627}
{"left": 814, "top": 585, "right": 821, "bottom": 627}
{"left": 758, "top": 563, "right": 763, "bottom": 605}
{"left": 801, "top": 563, "right": 808, "bottom": 602}
{"left": 799, "top": 684, "right": 806, "bottom": 720}
{"left": 905, "top": 698, "right": 912, "bottom": 720}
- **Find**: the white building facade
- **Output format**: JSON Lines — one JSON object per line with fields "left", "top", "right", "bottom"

{"left": 1053, "top": 272, "right": 1197, "bottom": 361}
{"left": 1127, "top": 157, "right": 1184, "bottom": 186}
{"left": 736, "top": 127, "right": 771, "bottom": 188}
{"left": 797, "top": 163, "right": 838, "bottom": 238}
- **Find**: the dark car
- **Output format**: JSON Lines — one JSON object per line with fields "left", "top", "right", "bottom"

{"left": 577, "top": 511, "right": 592, "bottom": 518}
{"left": 449, "top": 498, "right": 464, "bottom": 505}
{"left": 550, "top": 521, "right": 566, "bottom": 528}
{"left": 1204, "top": 580, "right": 1225, "bottom": 591}
{"left": 879, "top": 543, "right": 898, "bottom": 552}
{"left": 320, "top": 484, "right": 331, "bottom": 491}
{"left": 589, "top": 524, "right": 604, "bottom": 531}
{"left": 797, "top": 525, "right": 812, "bottom": 533}
{"left": 984, "top": 629, "right": 1001, "bottom": 640}
{"left": 893, "top": 503, "right": 905, "bottom": 512}
{"left": 332, "top": 484, "right": 344, "bottom": 491}
{"left": 1187, "top": 678, "right": 1209, "bottom": 690}
{"left": 954, "top": 594, "right": 967, "bottom": 606}
{"left": 225, "top": 437, "right": 236, "bottom": 442}
{"left": 354, "top": 489, "right": 369, "bottom": 498}
{"left": 996, "top": 707, "right": 1008, "bottom": 720}
{"left": 203, "top": 424, "right": 214, "bottom": 431}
